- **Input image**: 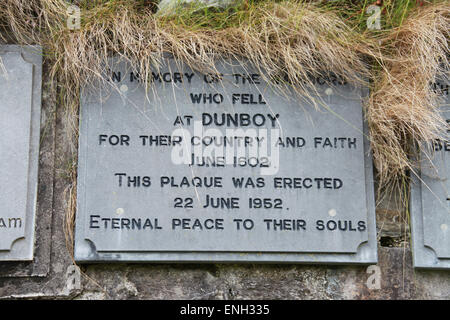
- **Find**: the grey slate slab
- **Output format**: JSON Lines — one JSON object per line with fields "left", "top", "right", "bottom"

{"left": 0, "top": 45, "right": 42, "bottom": 261}
{"left": 75, "top": 58, "right": 377, "bottom": 263}
{"left": 411, "top": 74, "right": 450, "bottom": 269}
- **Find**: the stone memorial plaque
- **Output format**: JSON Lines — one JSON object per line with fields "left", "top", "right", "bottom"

{"left": 75, "top": 58, "right": 377, "bottom": 263}
{"left": 411, "top": 75, "right": 450, "bottom": 269}
{"left": 0, "top": 46, "right": 42, "bottom": 261}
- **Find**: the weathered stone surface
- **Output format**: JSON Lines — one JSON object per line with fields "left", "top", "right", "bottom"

{"left": 72, "top": 248, "right": 449, "bottom": 300}
{"left": 0, "top": 46, "right": 42, "bottom": 261}
{"left": 75, "top": 58, "right": 377, "bottom": 264}
{"left": 410, "top": 76, "right": 450, "bottom": 269}
{"left": 157, "top": 0, "right": 236, "bottom": 16}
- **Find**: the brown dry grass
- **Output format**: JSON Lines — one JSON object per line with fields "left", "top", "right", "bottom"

{"left": 368, "top": 3, "right": 449, "bottom": 188}
{"left": 1, "top": 0, "right": 377, "bottom": 118}
{"left": 52, "top": 1, "right": 373, "bottom": 107}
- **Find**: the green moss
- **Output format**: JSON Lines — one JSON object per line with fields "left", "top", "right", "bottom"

{"left": 70, "top": 0, "right": 445, "bottom": 35}
{"left": 321, "top": 0, "right": 446, "bottom": 31}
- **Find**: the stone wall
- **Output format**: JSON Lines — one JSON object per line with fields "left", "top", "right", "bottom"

{"left": 0, "top": 57, "right": 449, "bottom": 301}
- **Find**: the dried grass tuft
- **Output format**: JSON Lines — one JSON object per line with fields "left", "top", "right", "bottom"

{"left": 368, "top": 2, "right": 449, "bottom": 188}
{"left": 46, "top": 1, "right": 373, "bottom": 109}
{"left": 1, "top": 0, "right": 376, "bottom": 115}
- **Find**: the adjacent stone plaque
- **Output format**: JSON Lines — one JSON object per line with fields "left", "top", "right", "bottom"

{"left": 0, "top": 46, "right": 42, "bottom": 261}
{"left": 75, "top": 58, "right": 377, "bottom": 263}
{"left": 411, "top": 76, "right": 450, "bottom": 269}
